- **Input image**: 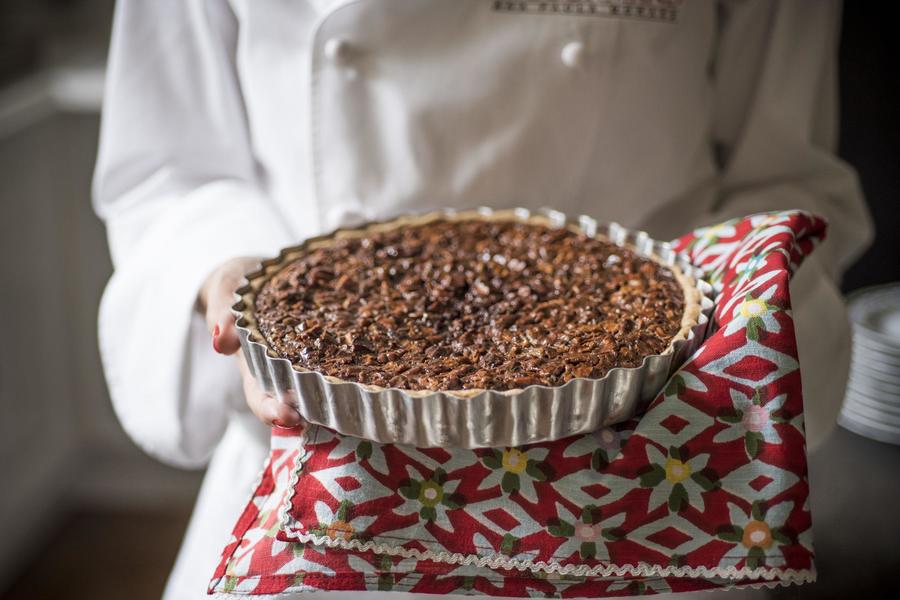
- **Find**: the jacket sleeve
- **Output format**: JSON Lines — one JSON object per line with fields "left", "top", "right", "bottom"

{"left": 700, "top": 0, "right": 873, "bottom": 277}
{"left": 686, "top": 0, "right": 873, "bottom": 448}
{"left": 93, "top": 0, "right": 295, "bottom": 467}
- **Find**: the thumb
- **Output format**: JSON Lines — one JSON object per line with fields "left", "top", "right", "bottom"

{"left": 212, "top": 312, "right": 242, "bottom": 356}
{"left": 203, "top": 257, "right": 261, "bottom": 356}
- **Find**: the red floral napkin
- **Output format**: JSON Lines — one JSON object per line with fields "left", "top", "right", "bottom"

{"left": 210, "top": 211, "right": 824, "bottom": 596}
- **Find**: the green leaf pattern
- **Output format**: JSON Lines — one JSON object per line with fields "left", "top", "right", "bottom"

{"left": 639, "top": 445, "right": 716, "bottom": 513}
{"left": 478, "top": 447, "right": 551, "bottom": 503}
{"left": 547, "top": 502, "right": 626, "bottom": 561}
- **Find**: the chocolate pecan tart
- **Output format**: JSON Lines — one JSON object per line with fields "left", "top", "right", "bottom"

{"left": 241, "top": 210, "right": 701, "bottom": 395}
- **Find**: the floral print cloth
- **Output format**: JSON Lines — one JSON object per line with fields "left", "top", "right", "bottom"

{"left": 209, "top": 211, "right": 824, "bottom": 596}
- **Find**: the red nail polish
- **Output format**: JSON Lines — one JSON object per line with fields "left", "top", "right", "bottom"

{"left": 212, "top": 324, "right": 222, "bottom": 353}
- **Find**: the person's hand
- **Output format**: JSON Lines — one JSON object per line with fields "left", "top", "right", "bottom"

{"left": 199, "top": 257, "right": 304, "bottom": 429}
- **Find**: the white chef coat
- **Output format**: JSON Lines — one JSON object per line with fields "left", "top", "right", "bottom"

{"left": 93, "top": 1, "right": 872, "bottom": 598}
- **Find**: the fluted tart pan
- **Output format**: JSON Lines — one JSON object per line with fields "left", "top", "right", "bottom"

{"left": 232, "top": 207, "right": 714, "bottom": 448}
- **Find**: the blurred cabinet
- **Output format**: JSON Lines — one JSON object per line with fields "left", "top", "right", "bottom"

{"left": 0, "top": 78, "right": 201, "bottom": 588}
{"left": 0, "top": 111, "right": 99, "bottom": 585}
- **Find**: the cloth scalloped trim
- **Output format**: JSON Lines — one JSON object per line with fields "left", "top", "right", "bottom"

{"left": 277, "top": 428, "right": 814, "bottom": 583}
{"left": 209, "top": 571, "right": 814, "bottom": 600}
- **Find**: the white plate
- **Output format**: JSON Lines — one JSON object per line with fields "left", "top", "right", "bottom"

{"left": 846, "top": 383, "right": 900, "bottom": 406}
{"left": 842, "top": 402, "right": 900, "bottom": 426}
{"left": 850, "top": 364, "right": 900, "bottom": 387}
{"left": 844, "top": 389, "right": 900, "bottom": 419}
{"left": 853, "top": 337, "right": 900, "bottom": 360}
{"left": 839, "top": 412, "right": 900, "bottom": 445}
{"left": 851, "top": 366, "right": 900, "bottom": 386}
{"left": 841, "top": 405, "right": 900, "bottom": 430}
{"left": 851, "top": 341, "right": 900, "bottom": 368}
{"left": 851, "top": 341, "right": 900, "bottom": 371}
{"left": 846, "top": 380, "right": 900, "bottom": 402}
{"left": 848, "top": 376, "right": 900, "bottom": 398}
{"left": 848, "top": 373, "right": 900, "bottom": 397}
{"left": 844, "top": 390, "right": 900, "bottom": 417}
{"left": 841, "top": 401, "right": 900, "bottom": 427}
{"left": 850, "top": 354, "right": 900, "bottom": 377}
{"left": 852, "top": 330, "right": 900, "bottom": 354}
{"left": 850, "top": 362, "right": 900, "bottom": 385}
{"left": 848, "top": 283, "right": 900, "bottom": 346}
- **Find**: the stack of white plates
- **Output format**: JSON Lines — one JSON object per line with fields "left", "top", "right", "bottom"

{"left": 839, "top": 283, "right": 900, "bottom": 445}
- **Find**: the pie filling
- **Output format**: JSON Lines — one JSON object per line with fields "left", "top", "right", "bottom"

{"left": 254, "top": 219, "right": 685, "bottom": 392}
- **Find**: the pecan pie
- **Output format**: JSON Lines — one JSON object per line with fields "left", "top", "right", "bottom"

{"left": 248, "top": 212, "right": 700, "bottom": 393}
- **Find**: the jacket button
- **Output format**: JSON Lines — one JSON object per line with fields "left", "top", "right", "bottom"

{"left": 324, "top": 37, "right": 352, "bottom": 64}
{"left": 560, "top": 41, "right": 585, "bottom": 68}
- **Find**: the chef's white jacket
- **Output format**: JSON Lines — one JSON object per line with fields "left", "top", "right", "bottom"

{"left": 93, "top": 1, "right": 872, "bottom": 598}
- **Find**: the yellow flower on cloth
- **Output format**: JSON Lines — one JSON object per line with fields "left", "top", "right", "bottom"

{"left": 723, "top": 286, "right": 781, "bottom": 341}
{"left": 502, "top": 449, "right": 529, "bottom": 474}
{"left": 664, "top": 457, "right": 692, "bottom": 484}
{"left": 480, "top": 447, "right": 550, "bottom": 502}
{"left": 639, "top": 445, "right": 718, "bottom": 513}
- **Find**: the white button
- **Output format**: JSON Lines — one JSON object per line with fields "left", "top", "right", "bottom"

{"left": 324, "top": 37, "right": 352, "bottom": 63}
{"left": 560, "top": 41, "right": 585, "bottom": 68}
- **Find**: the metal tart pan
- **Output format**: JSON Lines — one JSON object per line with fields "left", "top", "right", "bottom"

{"left": 232, "top": 207, "right": 715, "bottom": 448}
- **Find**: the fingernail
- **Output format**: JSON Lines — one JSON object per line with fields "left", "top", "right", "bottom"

{"left": 212, "top": 324, "right": 222, "bottom": 353}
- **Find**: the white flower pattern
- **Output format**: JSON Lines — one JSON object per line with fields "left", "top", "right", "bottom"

{"left": 718, "top": 501, "right": 795, "bottom": 568}
{"left": 478, "top": 446, "right": 550, "bottom": 503}
{"left": 547, "top": 502, "right": 626, "bottom": 561}
{"left": 723, "top": 284, "right": 781, "bottom": 340}
{"left": 714, "top": 389, "right": 787, "bottom": 458}
{"left": 394, "top": 465, "right": 464, "bottom": 532}
{"left": 309, "top": 500, "right": 376, "bottom": 542}
{"left": 641, "top": 445, "right": 715, "bottom": 513}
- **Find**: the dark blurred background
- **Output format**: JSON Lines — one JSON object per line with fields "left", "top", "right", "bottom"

{"left": 0, "top": 1, "right": 897, "bottom": 599}
{"left": 839, "top": 3, "right": 900, "bottom": 291}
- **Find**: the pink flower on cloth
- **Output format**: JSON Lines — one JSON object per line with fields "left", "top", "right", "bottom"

{"left": 743, "top": 405, "right": 770, "bottom": 432}
{"left": 714, "top": 389, "right": 792, "bottom": 458}
{"left": 548, "top": 503, "right": 626, "bottom": 560}
{"left": 209, "top": 211, "right": 825, "bottom": 597}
